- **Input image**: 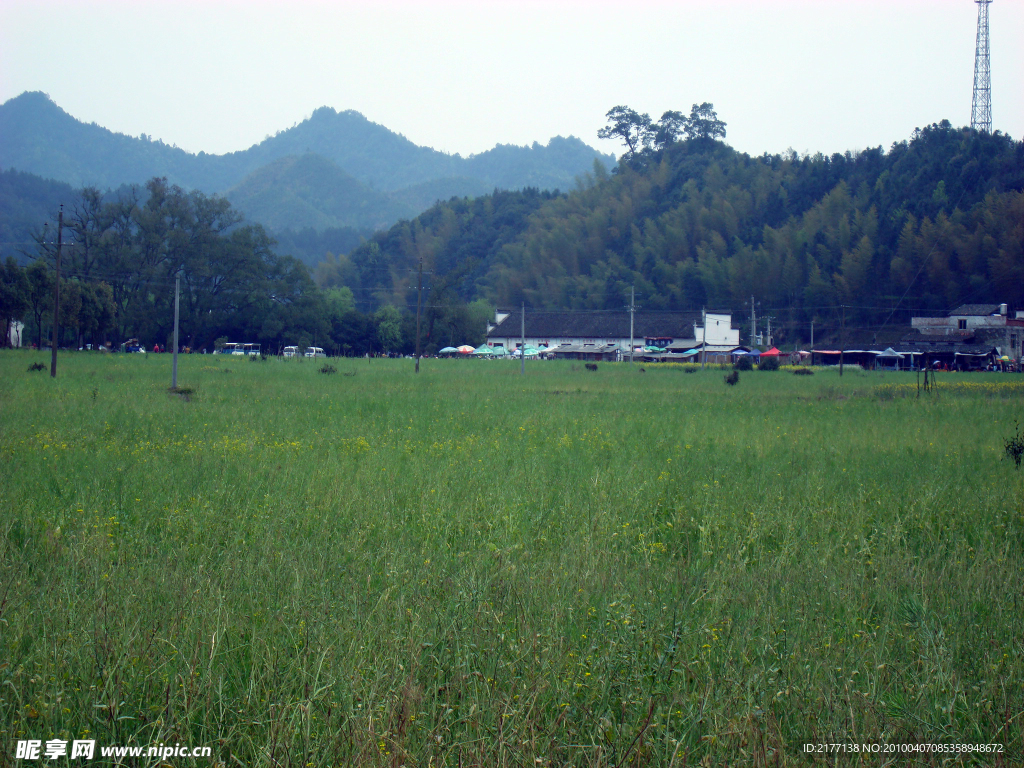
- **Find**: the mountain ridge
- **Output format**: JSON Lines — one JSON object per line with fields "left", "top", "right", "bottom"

{"left": 0, "top": 92, "right": 615, "bottom": 195}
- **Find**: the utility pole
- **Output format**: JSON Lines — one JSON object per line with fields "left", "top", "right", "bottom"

{"left": 629, "top": 285, "right": 635, "bottom": 364}
{"left": 414, "top": 257, "right": 423, "bottom": 373}
{"left": 839, "top": 305, "right": 846, "bottom": 377}
{"left": 520, "top": 302, "right": 525, "bottom": 375}
{"left": 971, "top": 0, "right": 993, "bottom": 133}
{"left": 50, "top": 206, "right": 63, "bottom": 378}
{"left": 750, "top": 295, "right": 757, "bottom": 347}
{"left": 171, "top": 273, "right": 180, "bottom": 389}
{"left": 701, "top": 307, "right": 707, "bottom": 370}
{"left": 810, "top": 320, "right": 814, "bottom": 350}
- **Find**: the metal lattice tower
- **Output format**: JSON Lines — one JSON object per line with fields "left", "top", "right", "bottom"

{"left": 971, "top": 0, "right": 992, "bottom": 133}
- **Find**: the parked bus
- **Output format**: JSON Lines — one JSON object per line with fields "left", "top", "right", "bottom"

{"left": 219, "top": 343, "right": 261, "bottom": 356}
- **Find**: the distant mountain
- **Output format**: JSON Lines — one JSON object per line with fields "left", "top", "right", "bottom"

{"left": 225, "top": 153, "right": 415, "bottom": 233}
{"left": 0, "top": 91, "right": 616, "bottom": 209}
{"left": 0, "top": 92, "right": 229, "bottom": 191}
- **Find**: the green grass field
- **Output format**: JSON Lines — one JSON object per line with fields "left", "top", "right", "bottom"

{"left": 2, "top": 352, "right": 1022, "bottom": 766}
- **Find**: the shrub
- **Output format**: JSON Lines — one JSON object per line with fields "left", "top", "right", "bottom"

{"left": 319, "top": 364, "right": 337, "bottom": 375}
{"left": 724, "top": 370, "right": 739, "bottom": 386}
{"left": 759, "top": 356, "right": 780, "bottom": 371}
{"left": 1006, "top": 421, "right": 1024, "bottom": 469}
{"left": 27, "top": 362, "right": 45, "bottom": 372}
{"left": 793, "top": 367, "right": 814, "bottom": 376}
{"left": 734, "top": 356, "right": 753, "bottom": 371}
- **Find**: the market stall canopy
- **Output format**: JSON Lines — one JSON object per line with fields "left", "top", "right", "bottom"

{"left": 456, "top": 345, "right": 475, "bottom": 354}
{"left": 439, "top": 347, "right": 458, "bottom": 354}
{"left": 473, "top": 345, "right": 495, "bottom": 355}
{"left": 761, "top": 347, "right": 781, "bottom": 356}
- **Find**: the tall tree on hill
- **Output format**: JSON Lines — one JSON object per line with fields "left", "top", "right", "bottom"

{"left": 597, "top": 106, "right": 653, "bottom": 157}
{"left": 684, "top": 103, "right": 727, "bottom": 141}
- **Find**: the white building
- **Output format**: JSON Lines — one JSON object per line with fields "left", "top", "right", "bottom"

{"left": 7, "top": 321, "right": 24, "bottom": 348}
{"left": 486, "top": 309, "right": 739, "bottom": 356}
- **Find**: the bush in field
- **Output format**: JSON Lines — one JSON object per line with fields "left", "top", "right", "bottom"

{"left": 1007, "top": 420, "right": 1024, "bottom": 469}
{"left": 27, "top": 362, "right": 45, "bottom": 372}
{"left": 759, "top": 356, "right": 780, "bottom": 371}
{"left": 793, "top": 367, "right": 814, "bottom": 376}
{"left": 734, "top": 356, "right": 753, "bottom": 371}
{"left": 319, "top": 363, "right": 337, "bottom": 374}
{"left": 724, "top": 370, "right": 739, "bottom": 385}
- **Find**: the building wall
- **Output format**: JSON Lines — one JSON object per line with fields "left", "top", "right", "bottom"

{"left": 911, "top": 316, "right": 1023, "bottom": 359}
{"left": 974, "top": 327, "right": 1024, "bottom": 360}
{"left": 695, "top": 314, "right": 740, "bottom": 346}
{"left": 490, "top": 336, "right": 685, "bottom": 350}
{"left": 913, "top": 315, "right": 1007, "bottom": 334}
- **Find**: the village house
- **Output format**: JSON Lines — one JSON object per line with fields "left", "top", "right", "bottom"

{"left": 911, "top": 303, "right": 1023, "bottom": 364}
{"left": 485, "top": 309, "right": 739, "bottom": 360}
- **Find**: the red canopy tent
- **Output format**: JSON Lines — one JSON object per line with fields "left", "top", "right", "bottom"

{"left": 761, "top": 347, "right": 782, "bottom": 356}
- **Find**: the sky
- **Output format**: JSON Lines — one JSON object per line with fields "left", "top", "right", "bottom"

{"left": 1, "top": 0, "right": 1021, "bottom": 161}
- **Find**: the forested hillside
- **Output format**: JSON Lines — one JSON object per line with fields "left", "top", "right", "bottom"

{"left": 0, "top": 169, "right": 76, "bottom": 262}
{"left": 225, "top": 153, "right": 416, "bottom": 233}
{"left": 345, "top": 119, "right": 1024, "bottom": 343}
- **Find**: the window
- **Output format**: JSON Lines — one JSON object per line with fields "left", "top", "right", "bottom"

{"left": 958, "top": 319, "right": 967, "bottom": 330}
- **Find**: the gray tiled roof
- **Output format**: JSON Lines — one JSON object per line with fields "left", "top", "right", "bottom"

{"left": 488, "top": 310, "right": 726, "bottom": 339}
{"left": 948, "top": 304, "right": 1001, "bottom": 317}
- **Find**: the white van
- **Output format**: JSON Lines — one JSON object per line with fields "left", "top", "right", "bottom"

{"left": 304, "top": 347, "right": 326, "bottom": 358}
{"left": 283, "top": 346, "right": 298, "bottom": 358}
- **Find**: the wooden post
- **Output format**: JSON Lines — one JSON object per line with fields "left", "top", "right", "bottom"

{"left": 50, "top": 206, "right": 63, "bottom": 378}
{"left": 414, "top": 257, "right": 422, "bottom": 373}
{"left": 172, "top": 274, "right": 180, "bottom": 388}
{"left": 520, "top": 302, "right": 525, "bottom": 375}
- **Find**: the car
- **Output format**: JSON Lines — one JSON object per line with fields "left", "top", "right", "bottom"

{"left": 283, "top": 346, "right": 298, "bottom": 358}
{"left": 304, "top": 347, "right": 326, "bottom": 358}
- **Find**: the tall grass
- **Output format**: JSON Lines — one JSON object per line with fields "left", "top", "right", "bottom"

{"left": 1, "top": 352, "right": 1022, "bottom": 766}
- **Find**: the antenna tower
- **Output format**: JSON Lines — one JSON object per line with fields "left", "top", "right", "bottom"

{"left": 971, "top": 0, "right": 992, "bottom": 133}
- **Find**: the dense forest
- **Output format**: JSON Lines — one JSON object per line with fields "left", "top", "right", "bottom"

{"left": 343, "top": 112, "right": 1024, "bottom": 344}
{"left": 2, "top": 109, "right": 1022, "bottom": 355}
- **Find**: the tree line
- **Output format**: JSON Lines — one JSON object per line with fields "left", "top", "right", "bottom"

{"left": 0, "top": 178, "right": 492, "bottom": 355}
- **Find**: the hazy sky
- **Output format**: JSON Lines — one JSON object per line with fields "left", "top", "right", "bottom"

{"left": 1, "top": 0, "right": 1021, "bottom": 161}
